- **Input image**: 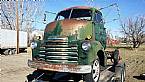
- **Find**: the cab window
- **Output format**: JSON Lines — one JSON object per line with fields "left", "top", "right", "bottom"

{"left": 55, "top": 9, "right": 92, "bottom": 21}
{"left": 94, "top": 12, "right": 103, "bottom": 23}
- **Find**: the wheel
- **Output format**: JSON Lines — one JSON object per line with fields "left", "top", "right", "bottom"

{"left": 115, "top": 65, "right": 125, "bottom": 82}
{"left": 111, "top": 70, "right": 125, "bottom": 82}
{"left": 84, "top": 59, "right": 100, "bottom": 82}
{"left": 12, "top": 49, "right": 16, "bottom": 54}
{"left": 3, "top": 50, "right": 9, "bottom": 55}
{"left": 120, "top": 69, "right": 125, "bottom": 82}
{"left": 8, "top": 49, "right": 13, "bottom": 55}
{"left": 123, "top": 64, "right": 126, "bottom": 81}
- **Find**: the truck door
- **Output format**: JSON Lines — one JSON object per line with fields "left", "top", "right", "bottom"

{"left": 93, "top": 11, "right": 106, "bottom": 49}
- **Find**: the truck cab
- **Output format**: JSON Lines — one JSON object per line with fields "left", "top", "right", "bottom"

{"left": 28, "top": 6, "right": 125, "bottom": 82}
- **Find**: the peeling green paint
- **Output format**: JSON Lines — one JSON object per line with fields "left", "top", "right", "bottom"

{"left": 78, "top": 22, "right": 93, "bottom": 40}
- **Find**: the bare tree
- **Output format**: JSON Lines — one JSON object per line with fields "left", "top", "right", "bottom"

{"left": 121, "top": 15, "right": 145, "bottom": 48}
{"left": 1, "top": 1, "right": 44, "bottom": 31}
{"left": 1, "top": 1, "right": 45, "bottom": 46}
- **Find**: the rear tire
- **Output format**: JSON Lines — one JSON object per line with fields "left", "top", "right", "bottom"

{"left": 12, "top": 49, "right": 16, "bottom": 54}
{"left": 84, "top": 59, "right": 100, "bottom": 82}
{"left": 118, "top": 69, "right": 125, "bottom": 82}
{"left": 123, "top": 64, "right": 126, "bottom": 81}
{"left": 4, "top": 49, "right": 9, "bottom": 55}
{"left": 115, "top": 65, "right": 125, "bottom": 82}
{"left": 8, "top": 49, "right": 13, "bottom": 55}
{"left": 121, "top": 69, "right": 125, "bottom": 82}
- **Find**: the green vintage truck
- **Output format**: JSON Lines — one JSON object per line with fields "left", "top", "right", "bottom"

{"left": 27, "top": 6, "right": 125, "bottom": 82}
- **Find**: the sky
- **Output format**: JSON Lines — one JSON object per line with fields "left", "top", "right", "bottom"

{"left": 35, "top": 0, "right": 145, "bottom": 37}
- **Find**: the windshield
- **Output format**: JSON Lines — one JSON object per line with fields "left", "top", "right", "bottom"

{"left": 55, "top": 9, "right": 92, "bottom": 21}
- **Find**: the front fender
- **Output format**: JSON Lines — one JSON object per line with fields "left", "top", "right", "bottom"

{"left": 88, "top": 41, "right": 104, "bottom": 64}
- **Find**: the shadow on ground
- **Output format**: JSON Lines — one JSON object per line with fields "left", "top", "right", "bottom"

{"left": 133, "top": 76, "right": 145, "bottom": 80}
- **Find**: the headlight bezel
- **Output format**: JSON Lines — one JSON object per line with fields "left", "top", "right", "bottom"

{"left": 81, "top": 41, "right": 91, "bottom": 51}
{"left": 31, "top": 42, "right": 37, "bottom": 49}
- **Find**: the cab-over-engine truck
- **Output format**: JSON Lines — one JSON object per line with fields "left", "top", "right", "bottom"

{"left": 27, "top": 6, "right": 126, "bottom": 82}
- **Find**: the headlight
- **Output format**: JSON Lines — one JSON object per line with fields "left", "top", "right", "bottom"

{"left": 31, "top": 42, "right": 37, "bottom": 49}
{"left": 82, "top": 41, "right": 91, "bottom": 51}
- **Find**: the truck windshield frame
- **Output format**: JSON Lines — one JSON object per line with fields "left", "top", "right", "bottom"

{"left": 55, "top": 9, "right": 92, "bottom": 21}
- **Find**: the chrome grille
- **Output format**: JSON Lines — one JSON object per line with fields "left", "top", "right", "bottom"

{"left": 38, "top": 37, "right": 78, "bottom": 64}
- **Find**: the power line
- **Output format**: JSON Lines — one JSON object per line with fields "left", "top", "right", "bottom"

{"left": 112, "top": 3, "right": 122, "bottom": 26}
{"left": 99, "top": 3, "right": 122, "bottom": 24}
{"left": 98, "top": 3, "right": 117, "bottom": 10}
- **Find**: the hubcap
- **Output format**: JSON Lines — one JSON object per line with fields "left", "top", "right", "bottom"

{"left": 93, "top": 60, "right": 100, "bottom": 82}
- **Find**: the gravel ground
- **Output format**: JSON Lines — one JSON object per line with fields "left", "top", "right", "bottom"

{"left": 0, "top": 46, "right": 145, "bottom": 82}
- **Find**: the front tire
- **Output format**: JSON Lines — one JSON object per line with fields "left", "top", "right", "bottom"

{"left": 84, "top": 59, "right": 100, "bottom": 82}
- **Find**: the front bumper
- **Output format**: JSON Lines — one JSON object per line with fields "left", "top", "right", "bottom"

{"left": 28, "top": 59, "right": 91, "bottom": 74}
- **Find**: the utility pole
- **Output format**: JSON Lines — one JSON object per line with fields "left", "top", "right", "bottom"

{"left": 16, "top": 0, "right": 19, "bottom": 54}
{"left": 0, "top": 1, "right": 2, "bottom": 29}
{"left": 20, "top": 0, "right": 23, "bottom": 29}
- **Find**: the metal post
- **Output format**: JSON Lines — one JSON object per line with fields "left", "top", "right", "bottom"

{"left": 16, "top": 1, "right": 19, "bottom": 54}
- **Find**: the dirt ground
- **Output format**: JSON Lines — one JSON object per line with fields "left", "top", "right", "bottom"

{"left": 0, "top": 46, "right": 145, "bottom": 82}
{"left": 120, "top": 46, "right": 145, "bottom": 82}
{"left": 0, "top": 53, "right": 34, "bottom": 82}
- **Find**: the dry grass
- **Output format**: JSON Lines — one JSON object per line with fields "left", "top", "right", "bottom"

{"left": 107, "top": 45, "right": 145, "bottom": 82}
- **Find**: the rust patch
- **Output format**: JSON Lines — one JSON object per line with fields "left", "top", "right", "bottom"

{"left": 29, "top": 60, "right": 80, "bottom": 71}
{"left": 45, "top": 19, "right": 89, "bottom": 35}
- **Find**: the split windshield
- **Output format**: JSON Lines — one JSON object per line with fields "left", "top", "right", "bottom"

{"left": 55, "top": 9, "right": 92, "bottom": 21}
